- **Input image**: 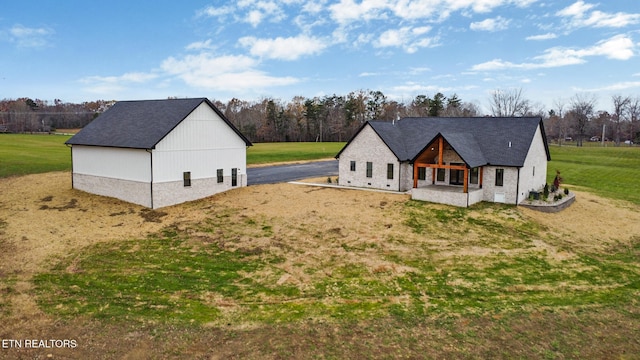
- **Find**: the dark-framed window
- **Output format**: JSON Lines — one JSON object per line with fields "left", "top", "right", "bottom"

{"left": 470, "top": 167, "right": 479, "bottom": 184}
{"left": 495, "top": 168, "right": 504, "bottom": 187}
{"left": 217, "top": 169, "right": 223, "bottom": 183}
{"left": 366, "top": 162, "right": 373, "bottom": 178}
{"left": 350, "top": 161, "right": 356, "bottom": 171}
{"left": 231, "top": 168, "right": 238, "bottom": 187}
{"left": 436, "top": 168, "right": 445, "bottom": 182}
{"left": 387, "top": 163, "right": 394, "bottom": 179}
{"left": 183, "top": 171, "right": 191, "bottom": 187}
{"left": 417, "top": 167, "right": 426, "bottom": 181}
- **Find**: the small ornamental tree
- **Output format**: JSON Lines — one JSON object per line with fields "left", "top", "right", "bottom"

{"left": 552, "top": 170, "right": 563, "bottom": 192}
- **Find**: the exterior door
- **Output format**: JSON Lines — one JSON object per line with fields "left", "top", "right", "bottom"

{"left": 231, "top": 168, "right": 238, "bottom": 187}
{"left": 449, "top": 167, "right": 464, "bottom": 185}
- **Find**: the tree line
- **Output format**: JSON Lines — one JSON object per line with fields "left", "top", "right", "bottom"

{"left": 0, "top": 98, "right": 112, "bottom": 133}
{"left": 2, "top": 89, "right": 639, "bottom": 146}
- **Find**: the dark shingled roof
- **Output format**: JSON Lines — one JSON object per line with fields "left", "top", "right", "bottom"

{"left": 66, "top": 98, "right": 251, "bottom": 149}
{"left": 337, "top": 117, "right": 550, "bottom": 167}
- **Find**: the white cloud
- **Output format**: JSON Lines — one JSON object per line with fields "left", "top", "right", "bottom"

{"left": 79, "top": 72, "right": 159, "bottom": 95}
{"left": 556, "top": 0, "right": 594, "bottom": 18}
{"left": 239, "top": 35, "right": 328, "bottom": 60}
{"left": 160, "top": 53, "right": 299, "bottom": 91}
{"left": 557, "top": 1, "right": 640, "bottom": 29}
{"left": 198, "top": 5, "right": 235, "bottom": 18}
{"left": 240, "top": 0, "right": 287, "bottom": 27}
{"left": 328, "top": 0, "right": 389, "bottom": 25}
{"left": 80, "top": 72, "right": 158, "bottom": 84}
{"left": 471, "top": 34, "right": 636, "bottom": 71}
{"left": 8, "top": 24, "right": 54, "bottom": 48}
{"left": 526, "top": 33, "right": 557, "bottom": 41}
{"left": 185, "top": 39, "right": 216, "bottom": 51}
{"left": 576, "top": 81, "right": 640, "bottom": 92}
{"left": 374, "top": 26, "right": 437, "bottom": 53}
{"left": 470, "top": 16, "right": 511, "bottom": 31}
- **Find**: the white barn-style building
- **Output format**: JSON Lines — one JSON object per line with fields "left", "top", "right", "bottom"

{"left": 65, "top": 98, "right": 252, "bottom": 209}
{"left": 336, "top": 117, "right": 550, "bottom": 207}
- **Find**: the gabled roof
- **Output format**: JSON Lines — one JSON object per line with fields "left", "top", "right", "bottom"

{"left": 66, "top": 98, "right": 252, "bottom": 149}
{"left": 336, "top": 117, "right": 550, "bottom": 168}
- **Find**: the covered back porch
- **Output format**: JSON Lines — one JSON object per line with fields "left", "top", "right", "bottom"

{"left": 410, "top": 134, "right": 485, "bottom": 207}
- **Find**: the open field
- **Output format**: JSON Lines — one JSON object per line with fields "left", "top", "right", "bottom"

{"left": 1, "top": 135, "right": 639, "bottom": 358}
{"left": 246, "top": 142, "right": 344, "bottom": 165}
{"left": 0, "top": 134, "right": 72, "bottom": 177}
{"left": 547, "top": 144, "right": 640, "bottom": 205}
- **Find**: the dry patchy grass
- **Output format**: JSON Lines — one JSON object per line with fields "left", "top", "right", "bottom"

{"left": 1, "top": 172, "right": 640, "bottom": 359}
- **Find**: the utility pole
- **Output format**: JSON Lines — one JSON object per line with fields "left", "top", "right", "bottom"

{"left": 602, "top": 124, "right": 606, "bottom": 147}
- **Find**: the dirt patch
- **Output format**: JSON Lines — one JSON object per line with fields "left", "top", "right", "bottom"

{"left": 520, "top": 185, "right": 640, "bottom": 253}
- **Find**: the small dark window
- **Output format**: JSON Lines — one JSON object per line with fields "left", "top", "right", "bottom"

{"left": 437, "top": 168, "right": 445, "bottom": 182}
{"left": 470, "top": 167, "right": 479, "bottom": 184}
{"left": 387, "top": 163, "right": 394, "bottom": 180}
{"left": 418, "top": 167, "right": 426, "bottom": 180}
{"left": 366, "top": 162, "right": 373, "bottom": 178}
{"left": 231, "top": 168, "right": 238, "bottom": 187}
{"left": 495, "top": 168, "right": 504, "bottom": 187}
{"left": 183, "top": 171, "right": 191, "bottom": 187}
{"left": 350, "top": 161, "right": 356, "bottom": 171}
{"left": 217, "top": 169, "right": 223, "bottom": 183}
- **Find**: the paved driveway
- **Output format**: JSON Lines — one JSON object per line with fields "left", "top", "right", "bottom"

{"left": 247, "top": 160, "right": 338, "bottom": 185}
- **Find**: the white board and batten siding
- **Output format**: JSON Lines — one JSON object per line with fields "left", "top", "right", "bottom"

{"left": 153, "top": 102, "right": 247, "bottom": 184}
{"left": 72, "top": 145, "right": 150, "bottom": 181}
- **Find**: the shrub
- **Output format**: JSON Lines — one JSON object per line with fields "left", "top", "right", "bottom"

{"left": 543, "top": 183, "right": 550, "bottom": 198}
{"left": 564, "top": 188, "right": 569, "bottom": 195}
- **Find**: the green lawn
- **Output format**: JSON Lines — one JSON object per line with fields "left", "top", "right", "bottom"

{"left": 247, "top": 142, "right": 344, "bottom": 164}
{"left": 0, "top": 134, "right": 72, "bottom": 177}
{"left": 548, "top": 145, "right": 640, "bottom": 205}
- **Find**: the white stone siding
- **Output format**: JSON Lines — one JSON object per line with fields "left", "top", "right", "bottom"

{"left": 73, "top": 173, "right": 152, "bottom": 208}
{"left": 400, "top": 162, "right": 415, "bottom": 191}
{"left": 517, "top": 125, "right": 548, "bottom": 203}
{"left": 152, "top": 174, "right": 245, "bottom": 209}
{"left": 338, "top": 125, "right": 401, "bottom": 190}
{"left": 482, "top": 166, "right": 519, "bottom": 204}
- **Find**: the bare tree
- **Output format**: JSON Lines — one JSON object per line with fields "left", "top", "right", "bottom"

{"left": 489, "top": 88, "right": 530, "bottom": 117}
{"left": 551, "top": 98, "right": 569, "bottom": 146}
{"left": 612, "top": 95, "right": 631, "bottom": 146}
{"left": 569, "top": 93, "right": 597, "bottom": 147}
{"left": 627, "top": 97, "right": 640, "bottom": 144}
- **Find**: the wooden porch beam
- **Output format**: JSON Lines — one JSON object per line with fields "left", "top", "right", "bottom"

{"left": 463, "top": 167, "right": 468, "bottom": 193}
{"left": 413, "top": 163, "right": 418, "bottom": 188}
{"left": 424, "top": 164, "right": 467, "bottom": 170}
{"left": 438, "top": 137, "right": 444, "bottom": 165}
{"left": 479, "top": 167, "right": 484, "bottom": 188}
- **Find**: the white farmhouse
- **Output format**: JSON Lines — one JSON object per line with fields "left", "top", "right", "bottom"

{"left": 65, "top": 98, "right": 252, "bottom": 209}
{"left": 336, "top": 117, "right": 550, "bottom": 207}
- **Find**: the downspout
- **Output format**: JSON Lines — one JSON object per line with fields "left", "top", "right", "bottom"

{"left": 515, "top": 168, "right": 521, "bottom": 206}
{"left": 66, "top": 144, "right": 73, "bottom": 188}
{"left": 398, "top": 161, "right": 402, "bottom": 192}
{"left": 146, "top": 149, "right": 153, "bottom": 209}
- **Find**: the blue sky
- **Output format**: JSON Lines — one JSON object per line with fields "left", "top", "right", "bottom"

{"left": 1, "top": 1, "right": 639, "bottom": 113}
